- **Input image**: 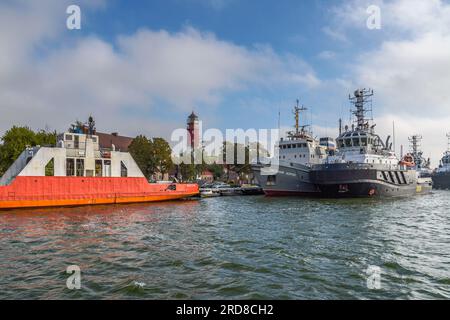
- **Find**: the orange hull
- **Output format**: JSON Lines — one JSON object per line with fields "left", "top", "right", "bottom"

{"left": 0, "top": 176, "right": 199, "bottom": 209}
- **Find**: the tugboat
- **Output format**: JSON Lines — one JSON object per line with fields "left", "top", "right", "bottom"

{"left": 311, "top": 89, "right": 417, "bottom": 198}
{"left": 0, "top": 118, "right": 199, "bottom": 209}
{"left": 252, "top": 100, "right": 328, "bottom": 196}
{"left": 432, "top": 133, "right": 450, "bottom": 190}
{"left": 399, "top": 135, "right": 433, "bottom": 194}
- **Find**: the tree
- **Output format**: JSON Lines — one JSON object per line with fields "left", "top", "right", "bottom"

{"left": 0, "top": 126, "right": 57, "bottom": 176}
{"left": 151, "top": 137, "right": 173, "bottom": 176}
{"left": 128, "top": 136, "right": 174, "bottom": 180}
{"left": 128, "top": 135, "right": 154, "bottom": 179}
{"left": 35, "top": 130, "right": 57, "bottom": 146}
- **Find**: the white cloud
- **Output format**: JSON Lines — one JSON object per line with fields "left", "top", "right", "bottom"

{"left": 323, "top": 0, "right": 450, "bottom": 165}
{"left": 317, "top": 50, "right": 336, "bottom": 60}
{"left": 0, "top": 1, "right": 319, "bottom": 140}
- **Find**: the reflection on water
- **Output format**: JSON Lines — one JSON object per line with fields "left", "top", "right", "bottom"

{"left": 0, "top": 194, "right": 449, "bottom": 299}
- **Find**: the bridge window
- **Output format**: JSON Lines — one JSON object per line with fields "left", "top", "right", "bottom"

{"left": 45, "top": 158, "right": 54, "bottom": 176}
{"left": 121, "top": 161, "right": 128, "bottom": 177}
{"left": 361, "top": 138, "right": 368, "bottom": 146}
{"left": 95, "top": 160, "right": 103, "bottom": 177}
{"left": 345, "top": 138, "right": 352, "bottom": 147}
{"left": 76, "top": 159, "right": 84, "bottom": 176}
{"left": 66, "top": 158, "right": 75, "bottom": 176}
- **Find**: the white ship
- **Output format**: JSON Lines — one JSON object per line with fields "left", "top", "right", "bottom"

{"left": 252, "top": 100, "right": 329, "bottom": 196}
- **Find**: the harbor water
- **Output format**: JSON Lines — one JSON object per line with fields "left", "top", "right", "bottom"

{"left": 0, "top": 192, "right": 449, "bottom": 299}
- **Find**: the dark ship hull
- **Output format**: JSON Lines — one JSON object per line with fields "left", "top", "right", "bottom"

{"left": 432, "top": 172, "right": 450, "bottom": 190}
{"left": 252, "top": 163, "right": 320, "bottom": 196}
{"left": 311, "top": 163, "right": 418, "bottom": 198}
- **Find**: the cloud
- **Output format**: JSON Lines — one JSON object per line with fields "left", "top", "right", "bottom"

{"left": 317, "top": 50, "right": 336, "bottom": 60}
{"left": 0, "top": 1, "right": 319, "bottom": 140}
{"left": 324, "top": 0, "right": 450, "bottom": 165}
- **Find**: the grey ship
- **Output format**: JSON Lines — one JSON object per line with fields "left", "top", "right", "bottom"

{"left": 252, "top": 100, "right": 329, "bottom": 196}
{"left": 432, "top": 134, "right": 450, "bottom": 189}
{"left": 310, "top": 89, "right": 418, "bottom": 198}
{"left": 399, "top": 135, "right": 432, "bottom": 194}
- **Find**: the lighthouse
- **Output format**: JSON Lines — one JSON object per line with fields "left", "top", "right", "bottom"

{"left": 187, "top": 111, "right": 200, "bottom": 151}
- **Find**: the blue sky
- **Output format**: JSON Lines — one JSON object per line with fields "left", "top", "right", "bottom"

{"left": 75, "top": 0, "right": 360, "bottom": 131}
{"left": 1, "top": 0, "right": 450, "bottom": 165}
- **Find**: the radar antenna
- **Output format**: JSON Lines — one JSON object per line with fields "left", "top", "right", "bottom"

{"left": 287, "top": 99, "right": 310, "bottom": 139}
{"left": 409, "top": 134, "right": 423, "bottom": 165}
{"left": 349, "top": 88, "right": 374, "bottom": 132}
{"left": 446, "top": 133, "right": 450, "bottom": 152}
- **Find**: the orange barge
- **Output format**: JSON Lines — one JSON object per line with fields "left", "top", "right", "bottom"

{"left": 0, "top": 120, "right": 198, "bottom": 210}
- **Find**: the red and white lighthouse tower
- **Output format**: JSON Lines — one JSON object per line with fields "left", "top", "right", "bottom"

{"left": 187, "top": 111, "right": 200, "bottom": 151}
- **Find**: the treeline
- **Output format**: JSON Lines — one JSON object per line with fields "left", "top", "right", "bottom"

{"left": 174, "top": 142, "right": 256, "bottom": 182}
{"left": 0, "top": 126, "right": 57, "bottom": 176}
{"left": 128, "top": 135, "right": 173, "bottom": 180}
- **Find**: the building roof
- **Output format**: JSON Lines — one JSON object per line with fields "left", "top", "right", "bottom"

{"left": 201, "top": 170, "right": 214, "bottom": 176}
{"left": 97, "top": 132, "right": 134, "bottom": 152}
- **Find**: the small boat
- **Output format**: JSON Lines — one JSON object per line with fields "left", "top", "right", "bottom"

{"left": 238, "top": 185, "right": 264, "bottom": 195}
{"left": 199, "top": 188, "right": 221, "bottom": 198}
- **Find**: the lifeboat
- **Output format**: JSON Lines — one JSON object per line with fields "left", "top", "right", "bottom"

{"left": 400, "top": 154, "right": 415, "bottom": 168}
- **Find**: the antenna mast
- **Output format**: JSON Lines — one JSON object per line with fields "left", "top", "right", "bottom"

{"left": 349, "top": 88, "right": 374, "bottom": 131}
{"left": 409, "top": 134, "right": 423, "bottom": 166}
{"left": 293, "top": 99, "right": 308, "bottom": 136}
{"left": 446, "top": 133, "right": 450, "bottom": 152}
{"left": 288, "top": 99, "right": 310, "bottom": 139}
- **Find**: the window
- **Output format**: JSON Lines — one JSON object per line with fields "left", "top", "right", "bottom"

{"left": 121, "top": 161, "right": 128, "bottom": 177}
{"left": 66, "top": 159, "right": 75, "bottom": 176}
{"left": 65, "top": 134, "right": 73, "bottom": 141}
{"left": 104, "top": 160, "right": 111, "bottom": 177}
{"left": 76, "top": 159, "right": 84, "bottom": 176}
{"left": 353, "top": 138, "right": 360, "bottom": 146}
{"left": 74, "top": 135, "right": 80, "bottom": 149}
{"left": 361, "top": 138, "right": 368, "bottom": 146}
{"left": 345, "top": 139, "right": 352, "bottom": 147}
{"left": 92, "top": 137, "right": 97, "bottom": 143}
{"left": 95, "top": 160, "right": 103, "bottom": 177}
{"left": 45, "top": 158, "right": 54, "bottom": 176}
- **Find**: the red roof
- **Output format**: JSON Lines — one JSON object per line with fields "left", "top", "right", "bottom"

{"left": 201, "top": 170, "right": 214, "bottom": 177}
{"left": 97, "top": 132, "right": 134, "bottom": 152}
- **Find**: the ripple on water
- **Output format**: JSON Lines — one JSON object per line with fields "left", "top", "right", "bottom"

{"left": 0, "top": 193, "right": 449, "bottom": 299}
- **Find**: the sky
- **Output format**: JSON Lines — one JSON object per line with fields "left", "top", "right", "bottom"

{"left": 1, "top": 0, "right": 450, "bottom": 166}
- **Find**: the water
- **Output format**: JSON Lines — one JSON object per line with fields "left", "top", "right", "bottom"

{"left": 0, "top": 192, "right": 449, "bottom": 300}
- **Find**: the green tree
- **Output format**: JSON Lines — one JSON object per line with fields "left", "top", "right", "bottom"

{"left": 35, "top": 130, "right": 57, "bottom": 146}
{"left": 207, "top": 163, "right": 224, "bottom": 180}
{"left": 151, "top": 137, "right": 173, "bottom": 176}
{"left": 128, "top": 136, "right": 174, "bottom": 180}
{"left": 128, "top": 135, "right": 154, "bottom": 179}
{"left": 0, "top": 126, "right": 57, "bottom": 176}
{"left": 179, "top": 162, "right": 196, "bottom": 182}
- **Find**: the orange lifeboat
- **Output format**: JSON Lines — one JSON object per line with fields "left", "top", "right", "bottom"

{"left": 400, "top": 154, "right": 415, "bottom": 168}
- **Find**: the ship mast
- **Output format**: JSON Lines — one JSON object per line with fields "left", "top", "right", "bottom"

{"left": 349, "top": 88, "right": 373, "bottom": 132}
{"left": 288, "top": 99, "right": 310, "bottom": 139}
{"left": 409, "top": 134, "right": 422, "bottom": 164}
{"left": 447, "top": 133, "right": 450, "bottom": 152}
